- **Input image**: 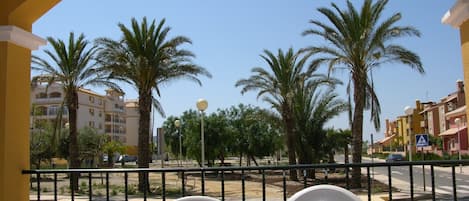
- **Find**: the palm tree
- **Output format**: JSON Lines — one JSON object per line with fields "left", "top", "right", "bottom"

{"left": 236, "top": 48, "right": 312, "bottom": 180}
{"left": 302, "top": 0, "right": 424, "bottom": 188}
{"left": 95, "top": 17, "right": 211, "bottom": 191}
{"left": 32, "top": 32, "right": 118, "bottom": 190}
{"left": 293, "top": 78, "right": 347, "bottom": 167}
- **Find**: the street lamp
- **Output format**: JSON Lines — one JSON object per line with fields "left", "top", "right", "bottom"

{"left": 174, "top": 119, "right": 182, "bottom": 167}
{"left": 404, "top": 106, "right": 414, "bottom": 162}
{"left": 455, "top": 117, "right": 463, "bottom": 173}
{"left": 196, "top": 99, "right": 208, "bottom": 167}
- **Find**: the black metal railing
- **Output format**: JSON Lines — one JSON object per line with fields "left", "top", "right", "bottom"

{"left": 23, "top": 160, "right": 469, "bottom": 201}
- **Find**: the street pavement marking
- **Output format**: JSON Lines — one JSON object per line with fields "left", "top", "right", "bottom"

{"left": 391, "top": 170, "right": 403, "bottom": 175}
{"left": 435, "top": 188, "right": 451, "bottom": 195}
{"left": 440, "top": 185, "right": 469, "bottom": 194}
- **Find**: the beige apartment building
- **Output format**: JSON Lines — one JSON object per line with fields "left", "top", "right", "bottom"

{"left": 30, "top": 80, "right": 133, "bottom": 145}
{"left": 125, "top": 99, "right": 139, "bottom": 147}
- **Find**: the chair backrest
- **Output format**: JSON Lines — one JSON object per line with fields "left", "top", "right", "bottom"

{"left": 175, "top": 196, "right": 221, "bottom": 201}
{"left": 288, "top": 185, "right": 361, "bottom": 201}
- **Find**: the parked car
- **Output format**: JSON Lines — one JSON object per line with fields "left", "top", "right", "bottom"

{"left": 117, "top": 155, "right": 137, "bottom": 163}
{"left": 386, "top": 154, "right": 405, "bottom": 162}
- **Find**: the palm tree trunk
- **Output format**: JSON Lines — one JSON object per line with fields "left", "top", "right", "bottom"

{"left": 351, "top": 76, "right": 365, "bottom": 189}
{"left": 137, "top": 91, "right": 152, "bottom": 192}
{"left": 344, "top": 145, "right": 349, "bottom": 164}
{"left": 239, "top": 153, "right": 243, "bottom": 166}
{"left": 284, "top": 110, "right": 298, "bottom": 181}
{"left": 68, "top": 90, "right": 80, "bottom": 190}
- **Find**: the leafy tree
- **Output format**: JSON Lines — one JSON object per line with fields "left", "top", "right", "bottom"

{"left": 302, "top": 0, "right": 424, "bottom": 187}
{"left": 162, "top": 116, "right": 182, "bottom": 159}
{"left": 96, "top": 17, "right": 211, "bottom": 191}
{"left": 78, "top": 127, "right": 106, "bottom": 168}
{"left": 30, "top": 122, "right": 55, "bottom": 169}
{"left": 32, "top": 32, "right": 117, "bottom": 189}
{"left": 164, "top": 110, "right": 234, "bottom": 166}
{"left": 225, "top": 104, "right": 282, "bottom": 166}
{"left": 236, "top": 48, "right": 312, "bottom": 180}
{"left": 163, "top": 105, "right": 283, "bottom": 167}
{"left": 102, "top": 140, "right": 126, "bottom": 167}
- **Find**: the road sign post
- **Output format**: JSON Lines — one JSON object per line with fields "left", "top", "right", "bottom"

{"left": 416, "top": 134, "right": 429, "bottom": 191}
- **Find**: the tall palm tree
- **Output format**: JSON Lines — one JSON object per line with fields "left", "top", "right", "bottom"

{"left": 236, "top": 48, "right": 311, "bottom": 180}
{"left": 302, "top": 0, "right": 424, "bottom": 187}
{"left": 293, "top": 78, "right": 347, "bottom": 166}
{"left": 95, "top": 17, "right": 211, "bottom": 191}
{"left": 32, "top": 32, "right": 118, "bottom": 190}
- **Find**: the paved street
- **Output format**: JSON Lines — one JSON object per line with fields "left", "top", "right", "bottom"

{"left": 336, "top": 155, "right": 469, "bottom": 200}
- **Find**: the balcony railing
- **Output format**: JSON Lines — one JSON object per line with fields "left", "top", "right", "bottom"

{"left": 22, "top": 160, "right": 469, "bottom": 201}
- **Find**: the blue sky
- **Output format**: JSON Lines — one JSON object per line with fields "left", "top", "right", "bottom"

{"left": 32, "top": 1, "right": 462, "bottom": 142}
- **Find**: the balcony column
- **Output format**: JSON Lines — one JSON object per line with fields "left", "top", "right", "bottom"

{"left": 0, "top": 1, "right": 59, "bottom": 201}
{"left": 443, "top": 0, "right": 469, "bottom": 154}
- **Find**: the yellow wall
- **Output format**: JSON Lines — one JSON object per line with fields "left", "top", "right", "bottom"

{"left": 396, "top": 117, "right": 406, "bottom": 146}
{"left": 0, "top": 1, "right": 59, "bottom": 201}
{"left": 462, "top": 20, "right": 469, "bottom": 148}
{"left": 0, "top": 42, "right": 32, "bottom": 201}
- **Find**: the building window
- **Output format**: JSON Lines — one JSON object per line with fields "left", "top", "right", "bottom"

{"left": 89, "top": 121, "right": 95, "bottom": 128}
{"left": 89, "top": 108, "right": 94, "bottom": 116}
{"left": 89, "top": 96, "right": 95, "bottom": 103}
{"left": 105, "top": 114, "right": 111, "bottom": 122}
{"left": 48, "top": 106, "right": 58, "bottom": 116}
{"left": 98, "top": 99, "right": 103, "bottom": 105}
{"left": 99, "top": 111, "right": 102, "bottom": 117}
{"left": 36, "top": 92, "right": 47, "bottom": 99}
{"left": 34, "top": 106, "right": 48, "bottom": 115}
{"left": 49, "top": 92, "right": 61, "bottom": 98}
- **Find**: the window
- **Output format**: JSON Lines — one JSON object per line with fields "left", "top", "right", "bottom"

{"left": 89, "top": 108, "right": 95, "bottom": 116}
{"left": 34, "top": 106, "right": 47, "bottom": 115}
{"left": 98, "top": 99, "right": 102, "bottom": 105}
{"left": 48, "top": 106, "right": 58, "bottom": 116}
{"left": 99, "top": 111, "right": 102, "bottom": 117}
{"left": 89, "top": 121, "right": 95, "bottom": 128}
{"left": 89, "top": 96, "right": 95, "bottom": 103}
{"left": 49, "top": 92, "right": 61, "bottom": 98}
{"left": 105, "top": 114, "right": 111, "bottom": 122}
{"left": 36, "top": 92, "right": 47, "bottom": 99}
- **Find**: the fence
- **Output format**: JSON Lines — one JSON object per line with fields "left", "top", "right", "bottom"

{"left": 23, "top": 160, "right": 469, "bottom": 201}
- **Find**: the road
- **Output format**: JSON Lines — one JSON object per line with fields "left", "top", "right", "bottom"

{"left": 335, "top": 155, "right": 469, "bottom": 200}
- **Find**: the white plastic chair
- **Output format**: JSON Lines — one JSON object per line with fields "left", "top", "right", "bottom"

{"left": 175, "top": 196, "right": 221, "bottom": 201}
{"left": 288, "top": 184, "right": 361, "bottom": 201}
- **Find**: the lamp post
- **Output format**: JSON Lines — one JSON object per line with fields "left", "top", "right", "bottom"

{"left": 405, "top": 106, "right": 414, "bottom": 162}
{"left": 455, "top": 117, "right": 463, "bottom": 173}
{"left": 174, "top": 119, "right": 182, "bottom": 167}
{"left": 196, "top": 99, "right": 208, "bottom": 167}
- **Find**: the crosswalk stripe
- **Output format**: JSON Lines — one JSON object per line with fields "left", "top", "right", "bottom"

{"left": 391, "top": 171, "right": 403, "bottom": 175}
{"left": 439, "top": 186, "right": 469, "bottom": 194}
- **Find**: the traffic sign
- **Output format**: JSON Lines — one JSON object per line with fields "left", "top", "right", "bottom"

{"left": 416, "top": 134, "right": 429, "bottom": 147}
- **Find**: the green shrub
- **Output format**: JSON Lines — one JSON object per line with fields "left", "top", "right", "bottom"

{"left": 111, "top": 189, "right": 118, "bottom": 196}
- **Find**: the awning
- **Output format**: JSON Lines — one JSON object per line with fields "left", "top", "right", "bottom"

{"left": 439, "top": 126, "right": 467, "bottom": 137}
{"left": 379, "top": 134, "right": 395, "bottom": 144}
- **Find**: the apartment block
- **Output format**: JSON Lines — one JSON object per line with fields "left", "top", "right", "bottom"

{"left": 30, "top": 80, "right": 133, "bottom": 145}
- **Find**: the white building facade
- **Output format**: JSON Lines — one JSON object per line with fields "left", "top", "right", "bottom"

{"left": 30, "top": 82, "right": 130, "bottom": 144}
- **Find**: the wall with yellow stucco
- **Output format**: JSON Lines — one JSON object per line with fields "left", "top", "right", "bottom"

{"left": 0, "top": 1, "right": 60, "bottom": 201}
{"left": 462, "top": 20, "right": 469, "bottom": 137}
